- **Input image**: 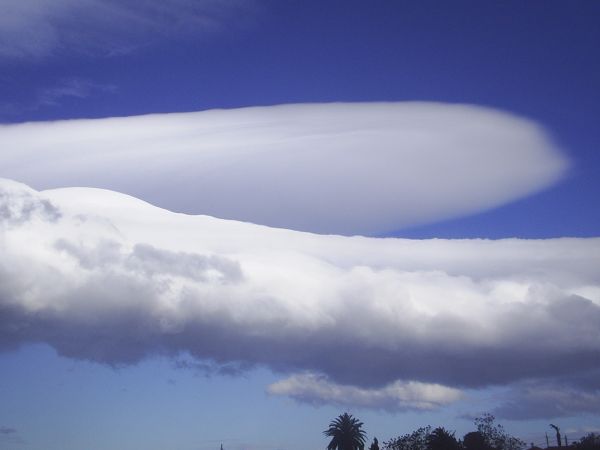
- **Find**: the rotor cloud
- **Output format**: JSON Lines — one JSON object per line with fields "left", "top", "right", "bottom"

{"left": 1, "top": 179, "right": 598, "bottom": 413}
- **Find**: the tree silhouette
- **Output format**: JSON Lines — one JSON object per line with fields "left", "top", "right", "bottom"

{"left": 383, "top": 414, "right": 524, "bottom": 450}
{"left": 384, "top": 426, "right": 431, "bottom": 450}
{"left": 324, "top": 413, "right": 367, "bottom": 450}
{"left": 427, "top": 427, "right": 461, "bottom": 450}
{"left": 473, "top": 414, "right": 525, "bottom": 450}
{"left": 370, "top": 438, "right": 380, "bottom": 450}
{"left": 463, "top": 432, "right": 490, "bottom": 450}
{"left": 574, "top": 433, "right": 600, "bottom": 450}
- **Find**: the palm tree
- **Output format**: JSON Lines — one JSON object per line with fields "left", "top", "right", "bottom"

{"left": 324, "top": 413, "right": 367, "bottom": 450}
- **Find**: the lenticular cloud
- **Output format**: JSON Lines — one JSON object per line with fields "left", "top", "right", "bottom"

{"left": 0, "top": 102, "right": 568, "bottom": 234}
{"left": 1, "top": 178, "right": 599, "bottom": 413}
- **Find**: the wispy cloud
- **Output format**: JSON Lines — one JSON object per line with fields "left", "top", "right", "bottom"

{"left": 0, "top": 178, "right": 598, "bottom": 415}
{"left": 0, "top": 0, "right": 255, "bottom": 60}
{"left": 0, "top": 102, "right": 569, "bottom": 234}
{"left": 37, "top": 78, "right": 117, "bottom": 107}
{"left": 0, "top": 77, "right": 117, "bottom": 117}
{"left": 0, "top": 426, "right": 23, "bottom": 445}
{"left": 173, "top": 357, "right": 253, "bottom": 377}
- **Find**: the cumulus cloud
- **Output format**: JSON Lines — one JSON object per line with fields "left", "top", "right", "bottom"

{"left": 267, "top": 373, "right": 462, "bottom": 412}
{"left": 0, "top": 177, "right": 61, "bottom": 224}
{"left": 0, "top": 0, "right": 253, "bottom": 60}
{"left": 0, "top": 102, "right": 568, "bottom": 235}
{"left": 0, "top": 179, "right": 599, "bottom": 413}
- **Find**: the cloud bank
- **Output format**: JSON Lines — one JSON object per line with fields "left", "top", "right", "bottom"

{"left": 0, "top": 0, "right": 252, "bottom": 60}
{"left": 0, "top": 102, "right": 568, "bottom": 235}
{"left": 1, "top": 178, "right": 598, "bottom": 416}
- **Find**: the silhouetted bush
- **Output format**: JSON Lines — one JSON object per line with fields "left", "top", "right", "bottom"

{"left": 384, "top": 426, "right": 431, "bottom": 450}
{"left": 464, "top": 432, "right": 491, "bottom": 450}
{"left": 470, "top": 414, "right": 525, "bottom": 450}
{"left": 382, "top": 414, "right": 524, "bottom": 450}
{"left": 573, "top": 433, "right": 600, "bottom": 450}
{"left": 427, "top": 427, "right": 461, "bottom": 450}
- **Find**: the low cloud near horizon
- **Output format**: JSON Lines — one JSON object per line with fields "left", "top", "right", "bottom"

{"left": 0, "top": 102, "right": 569, "bottom": 235}
{"left": 1, "top": 178, "right": 599, "bottom": 417}
{"left": 267, "top": 373, "right": 463, "bottom": 412}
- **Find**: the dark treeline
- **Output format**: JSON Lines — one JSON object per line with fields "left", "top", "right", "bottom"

{"left": 324, "top": 413, "right": 600, "bottom": 450}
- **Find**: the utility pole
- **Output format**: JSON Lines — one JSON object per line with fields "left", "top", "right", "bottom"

{"left": 546, "top": 433, "right": 550, "bottom": 448}
{"left": 550, "top": 425, "right": 562, "bottom": 447}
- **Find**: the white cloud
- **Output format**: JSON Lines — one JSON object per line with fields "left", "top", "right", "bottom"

{"left": 0, "top": 0, "right": 253, "bottom": 60}
{"left": 0, "top": 102, "right": 568, "bottom": 235}
{"left": 0, "top": 178, "right": 599, "bottom": 415}
{"left": 267, "top": 373, "right": 462, "bottom": 411}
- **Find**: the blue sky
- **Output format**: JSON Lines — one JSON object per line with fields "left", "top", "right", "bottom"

{"left": 1, "top": 1, "right": 599, "bottom": 450}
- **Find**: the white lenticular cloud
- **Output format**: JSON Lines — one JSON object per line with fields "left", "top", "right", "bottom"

{"left": 1, "top": 179, "right": 599, "bottom": 413}
{"left": 267, "top": 373, "right": 463, "bottom": 412}
{"left": 0, "top": 102, "right": 568, "bottom": 235}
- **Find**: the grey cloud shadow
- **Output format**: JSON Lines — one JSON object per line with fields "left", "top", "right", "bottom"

{"left": 0, "top": 188, "right": 61, "bottom": 225}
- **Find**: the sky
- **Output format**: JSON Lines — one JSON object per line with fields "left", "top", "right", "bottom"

{"left": 0, "top": 1, "right": 599, "bottom": 450}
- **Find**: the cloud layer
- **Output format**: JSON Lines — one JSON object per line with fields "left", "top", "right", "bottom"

{"left": 0, "top": 0, "right": 252, "bottom": 60}
{"left": 0, "top": 102, "right": 568, "bottom": 235}
{"left": 1, "top": 178, "right": 598, "bottom": 416}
